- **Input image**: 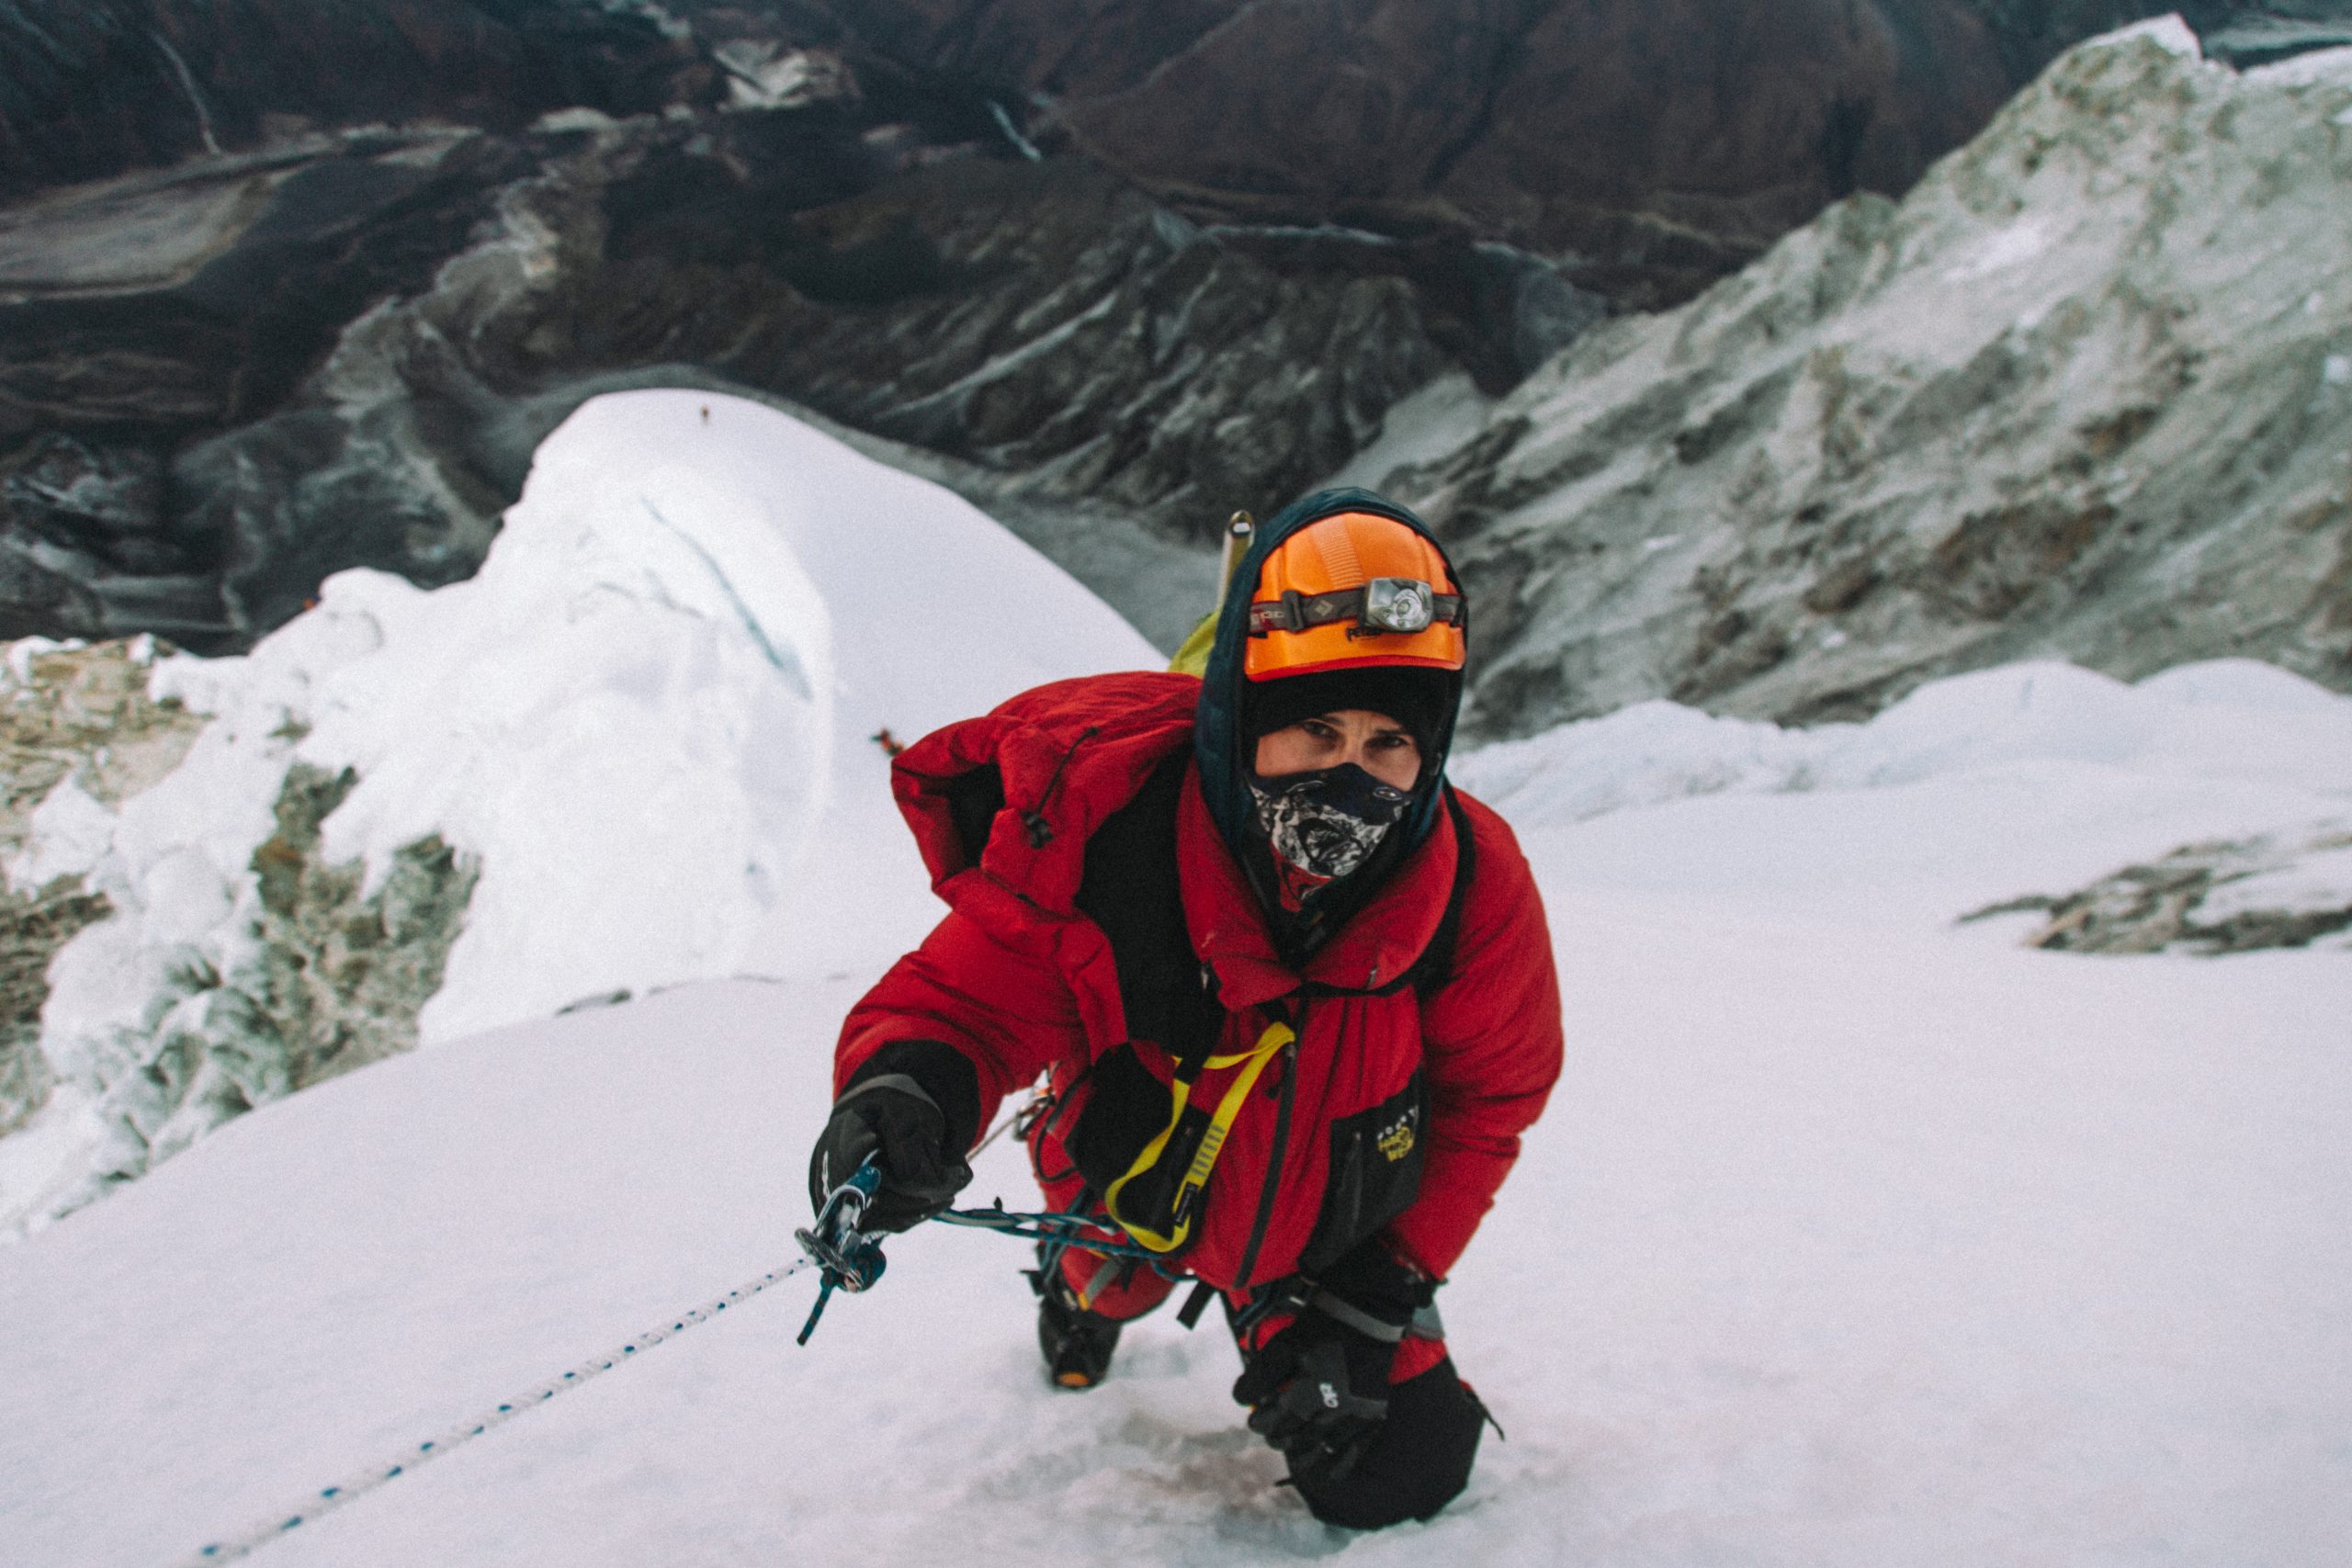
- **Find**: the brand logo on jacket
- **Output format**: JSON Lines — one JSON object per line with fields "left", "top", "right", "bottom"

{"left": 1377, "top": 1107, "right": 1419, "bottom": 1163}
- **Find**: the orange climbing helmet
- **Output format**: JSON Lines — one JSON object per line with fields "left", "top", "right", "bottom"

{"left": 1193, "top": 489, "right": 1467, "bottom": 857}
{"left": 1240, "top": 509, "right": 1466, "bottom": 680}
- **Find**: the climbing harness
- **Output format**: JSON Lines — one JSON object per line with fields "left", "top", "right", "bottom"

{"left": 1102, "top": 1019, "right": 1296, "bottom": 1254}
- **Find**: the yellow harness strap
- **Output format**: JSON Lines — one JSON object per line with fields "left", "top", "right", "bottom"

{"left": 1102, "top": 1020, "right": 1295, "bottom": 1256}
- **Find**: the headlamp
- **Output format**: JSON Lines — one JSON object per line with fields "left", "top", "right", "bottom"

{"left": 1363, "top": 578, "right": 1434, "bottom": 633}
{"left": 1246, "top": 577, "right": 1464, "bottom": 638}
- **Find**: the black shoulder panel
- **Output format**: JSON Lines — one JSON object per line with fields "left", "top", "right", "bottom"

{"left": 940, "top": 763, "right": 1007, "bottom": 870}
{"left": 1407, "top": 785, "right": 1478, "bottom": 997}
{"left": 1074, "top": 750, "right": 1223, "bottom": 1064}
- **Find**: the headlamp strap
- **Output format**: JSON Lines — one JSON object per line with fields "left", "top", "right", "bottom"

{"left": 1247, "top": 580, "right": 1464, "bottom": 637}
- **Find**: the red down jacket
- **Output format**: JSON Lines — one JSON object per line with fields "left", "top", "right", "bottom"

{"left": 834, "top": 669, "right": 1562, "bottom": 1303}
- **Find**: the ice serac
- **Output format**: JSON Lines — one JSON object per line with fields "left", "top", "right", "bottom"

{"left": 0, "top": 389, "right": 1156, "bottom": 1234}
{"left": 1386, "top": 26, "right": 2352, "bottom": 740}
{"left": 5, "top": 400, "right": 825, "bottom": 1228}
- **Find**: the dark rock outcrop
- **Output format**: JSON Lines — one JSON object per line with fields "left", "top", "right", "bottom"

{"left": 1964, "top": 825, "right": 2352, "bottom": 954}
{"left": 1, "top": 102, "right": 1491, "bottom": 649}
{"left": 6, "top": 2, "right": 2348, "bottom": 659}
{"left": 0, "top": 130, "right": 544, "bottom": 643}
{"left": 17, "top": 2, "right": 2343, "bottom": 277}
{"left": 998, "top": 0, "right": 2015, "bottom": 310}
{"left": 246, "top": 761, "right": 479, "bottom": 1092}
{"left": 1962, "top": 2, "right": 2352, "bottom": 77}
{"left": 0, "top": 0, "right": 711, "bottom": 201}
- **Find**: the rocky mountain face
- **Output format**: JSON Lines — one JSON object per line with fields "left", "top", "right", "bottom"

{"left": 0, "top": 106, "right": 1482, "bottom": 652}
{"left": 1380, "top": 25, "right": 2352, "bottom": 740}
{"left": 14, "top": 5, "right": 2340, "bottom": 300}
{"left": 9, "top": 1, "right": 2343, "bottom": 661}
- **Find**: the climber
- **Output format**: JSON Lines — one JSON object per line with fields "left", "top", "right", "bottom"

{"left": 806, "top": 488, "right": 1563, "bottom": 1529}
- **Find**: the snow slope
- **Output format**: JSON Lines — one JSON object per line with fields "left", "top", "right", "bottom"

{"left": 1, "top": 390, "right": 1158, "bottom": 1230}
{"left": 1453, "top": 658, "right": 2352, "bottom": 937}
{"left": 3, "top": 649, "right": 2347, "bottom": 1563}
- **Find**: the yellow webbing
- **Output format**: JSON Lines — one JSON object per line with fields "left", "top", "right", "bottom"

{"left": 1102, "top": 1020, "right": 1295, "bottom": 1255}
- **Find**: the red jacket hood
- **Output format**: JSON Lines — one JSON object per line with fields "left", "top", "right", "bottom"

{"left": 892, "top": 671, "right": 1201, "bottom": 915}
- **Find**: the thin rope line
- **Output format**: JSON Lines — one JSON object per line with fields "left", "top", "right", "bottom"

{"left": 967, "top": 1083, "right": 1042, "bottom": 1158}
{"left": 180, "top": 1258, "right": 814, "bottom": 1566}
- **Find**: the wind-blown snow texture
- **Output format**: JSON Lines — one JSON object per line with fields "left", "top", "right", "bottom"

{"left": 3, "top": 392, "right": 2349, "bottom": 1562}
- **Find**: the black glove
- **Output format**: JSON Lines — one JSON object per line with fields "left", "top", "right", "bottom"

{"left": 1231, "top": 1238, "right": 1436, "bottom": 1483}
{"left": 807, "top": 1042, "right": 980, "bottom": 1234}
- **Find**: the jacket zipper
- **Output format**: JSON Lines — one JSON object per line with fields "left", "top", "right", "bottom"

{"left": 1022, "top": 726, "right": 1098, "bottom": 848}
{"left": 1230, "top": 995, "right": 1305, "bottom": 1291}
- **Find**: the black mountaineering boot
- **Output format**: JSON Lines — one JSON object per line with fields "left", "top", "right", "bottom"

{"left": 1035, "top": 1271, "right": 1123, "bottom": 1391}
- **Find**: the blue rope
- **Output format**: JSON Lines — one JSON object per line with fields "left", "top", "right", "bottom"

{"left": 178, "top": 1197, "right": 1178, "bottom": 1562}
{"left": 178, "top": 1258, "right": 814, "bottom": 1566}
{"left": 931, "top": 1201, "right": 1181, "bottom": 1269}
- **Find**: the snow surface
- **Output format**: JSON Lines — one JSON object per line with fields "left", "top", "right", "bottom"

{"left": 3, "top": 403, "right": 2349, "bottom": 1562}
{"left": 3, "top": 716, "right": 2346, "bottom": 1566}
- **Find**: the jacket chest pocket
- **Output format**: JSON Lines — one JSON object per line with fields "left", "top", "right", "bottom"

{"left": 1297, "top": 1067, "right": 1429, "bottom": 1276}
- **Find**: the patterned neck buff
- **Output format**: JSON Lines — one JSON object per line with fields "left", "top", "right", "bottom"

{"left": 1247, "top": 762, "right": 1414, "bottom": 910}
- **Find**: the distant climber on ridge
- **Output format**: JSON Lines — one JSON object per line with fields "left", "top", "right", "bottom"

{"left": 806, "top": 489, "right": 1565, "bottom": 1528}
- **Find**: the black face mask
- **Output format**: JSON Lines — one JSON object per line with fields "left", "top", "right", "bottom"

{"left": 1246, "top": 761, "right": 1414, "bottom": 883}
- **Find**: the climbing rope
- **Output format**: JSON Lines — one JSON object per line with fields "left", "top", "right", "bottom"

{"left": 180, "top": 1092, "right": 1160, "bottom": 1563}
{"left": 180, "top": 1258, "right": 814, "bottom": 1566}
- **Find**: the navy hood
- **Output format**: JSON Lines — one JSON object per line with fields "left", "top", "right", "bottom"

{"left": 1193, "top": 487, "right": 1466, "bottom": 866}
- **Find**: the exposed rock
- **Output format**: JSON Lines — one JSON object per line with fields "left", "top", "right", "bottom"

{"left": 1964, "top": 822, "right": 2352, "bottom": 953}
{"left": 0, "top": 880, "right": 105, "bottom": 1137}
{"left": 12, "top": 2, "right": 2346, "bottom": 660}
{"left": 0, "top": 636, "right": 203, "bottom": 1138}
{"left": 703, "top": 2, "right": 2342, "bottom": 308}
{"left": 0, "top": 637, "right": 203, "bottom": 854}
{"left": 245, "top": 762, "right": 478, "bottom": 1091}
{"left": 0, "top": 0, "right": 713, "bottom": 201}
{"left": 6, "top": 6, "right": 2349, "bottom": 662}
{"left": 1383, "top": 28, "right": 2352, "bottom": 739}
{"left": 2199, "top": 7, "right": 2352, "bottom": 67}
{"left": 1957, "top": 3, "right": 2344, "bottom": 77}
{"left": 1, "top": 100, "right": 1498, "bottom": 649}
{"left": 6, "top": 740, "right": 477, "bottom": 1229}
{"left": 1025, "top": 0, "right": 2014, "bottom": 310}
{"left": 17, "top": 2, "right": 2338, "bottom": 304}
{"left": 0, "top": 130, "right": 546, "bottom": 644}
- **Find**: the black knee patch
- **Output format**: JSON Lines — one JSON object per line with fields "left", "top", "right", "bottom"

{"left": 1286, "top": 1356, "right": 1486, "bottom": 1529}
